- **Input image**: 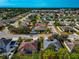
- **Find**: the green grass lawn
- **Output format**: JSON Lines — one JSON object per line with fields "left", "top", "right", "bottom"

{"left": 0, "top": 56, "right": 6, "bottom": 59}
{"left": 12, "top": 52, "right": 41, "bottom": 59}
{"left": 0, "top": 57, "right": 2, "bottom": 59}
{"left": 32, "top": 53, "right": 41, "bottom": 59}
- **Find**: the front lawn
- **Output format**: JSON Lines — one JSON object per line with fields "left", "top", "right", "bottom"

{"left": 12, "top": 52, "right": 41, "bottom": 59}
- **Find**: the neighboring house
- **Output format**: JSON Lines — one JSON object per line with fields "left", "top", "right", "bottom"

{"left": 62, "top": 26, "right": 74, "bottom": 32}
{"left": 31, "top": 21, "right": 48, "bottom": 33}
{"left": 34, "top": 26, "right": 46, "bottom": 33}
{"left": 20, "top": 20, "right": 30, "bottom": 27}
{"left": 30, "top": 30, "right": 38, "bottom": 34}
{"left": 0, "top": 38, "right": 11, "bottom": 55}
{"left": 64, "top": 41, "right": 74, "bottom": 52}
{"left": 64, "top": 40, "right": 79, "bottom": 52}
{"left": 67, "top": 33, "right": 79, "bottom": 42}
{"left": 6, "top": 37, "right": 19, "bottom": 59}
{"left": 35, "top": 22, "right": 46, "bottom": 27}
{"left": 0, "top": 21, "right": 5, "bottom": 30}
{"left": 6, "top": 37, "right": 19, "bottom": 52}
{"left": 35, "top": 26, "right": 46, "bottom": 30}
{"left": 60, "top": 22, "right": 66, "bottom": 26}
{"left": 30, "top": 28, "right": 38, "bottom": 34}
{"left": 18, "top": 41, "right": 37, "bottom": 54}
{"left": 44, "top": 39, "right": 61, "bottom": 51}
{"left": 47, "top": 21, "right": 53, "bottom": 26}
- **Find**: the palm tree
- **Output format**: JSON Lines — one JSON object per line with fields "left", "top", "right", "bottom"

{"left": 64, "top": 52, "right": 70, "bottom": 59}
{"left": 70, "top": 53, "right": 79, "bottom": 59}
{"left": 53, "top": 34, "right": 68, "bottom": 42}
{"left": 74, "top": 45, "right": 79, "bottom": 53}
{"left": 58, "top": 48, "right": 68, "bottom": 59}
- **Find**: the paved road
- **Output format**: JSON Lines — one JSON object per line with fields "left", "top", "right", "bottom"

{"left": 0, "top": 31, "right": 50, "bottom": 40}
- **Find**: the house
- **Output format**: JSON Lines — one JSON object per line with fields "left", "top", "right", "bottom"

{"left": 47, "top": 21, "right": 53, "bottom": 26}
{"left": 0, "top": 38, "right": 11, "bottom": 55}
{"left": 18, "top": 40, "right": 37, "bottom": 54}
{"left": 34, "top": 26, "right": 46, "bottom": 31}
{"left": 30, "top": 29, "right": 38, "bottom": 34}
{"left": 33, "top": 26, "right": 47, "bottom": 33}
{"left": 62, "top": 26, "right": 74, "bottom": 32}
{"left": 44, "top": 38, "right": 61, "bottom": 51}
{"left": 64, "top": 41, "right": 74, "bottom": 52}
{"left": 6, "top": 37, "right": 19, "bottom": 52}
{"left": 35, "top": 22, "right": 46, "bottom": 27}
{"left": 67, "top": 33, "right": 79, "bottom": 42}
{"left": 20, "top": 20, "right": 30, "bottom": 27}
{"left": 3, "top": 37, "right": 19, "bottom": 59}
{"left": 64, "top": 40, "right": 79, "bottom": 52}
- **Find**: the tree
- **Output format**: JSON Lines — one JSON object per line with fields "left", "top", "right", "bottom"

{"left": 54, "top": 21, "right": 60, "bottom": 26}
{"left": 18, "top": 21, "right": 21, "bottom": 26}
{"left": 53, "top": 34, "right": 60, "bottom": 39}
{"left": 48, "top": 35, "right": 53, "bottom": 41}
{"left": 35, "top": 15, "right": 41, "bottom": 20}
{"left": 53, "top": 34, "right": 68, "bottom": 42}
{"left": 0, "top": 26, "right": 5, "bottom": 31}
{"left": 18, "top": 37, "right": 23, "bottom": 43}
{"left": 47, "top": 44, "right": 55, "bottom": 51}
{"left": 8, "top": 25, "right": 17, "bottom": 33}
{"left": 12, "top": 53, "right": 21, "bottom": 59}
{"left": 43, "top": 47, "right": 56, "bottom": 59}
{"left": 18, "top": 26, "right": 31, "bottom": 34}
{"left": 70, "top": 53, "right": 79, "bottom": 59}
{"left": 64, "top": 52, "right": 70, "bottom": 59}
{"left": 74, "top": 45, "right": 79, "bottom": 53}
{"left": 53, "top": 34, "right": 63, "bottom": 42}
{"left": 58, "top": 48, "right": 68, "bottom": 59}
{"left": 46, "top": 28, "right": 51, "bottom": 33}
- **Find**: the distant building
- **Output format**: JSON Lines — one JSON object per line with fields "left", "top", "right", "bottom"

{"left": 48, "top": 21, "right": 53, "bottom": 26}
{"left": 67, "top": 33, "right": 79, "bottom": 42}
{"left": 0, "top": 21, "right": 5, "bottom": 29}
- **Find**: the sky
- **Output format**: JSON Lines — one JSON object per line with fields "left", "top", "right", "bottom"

{"left": 0, "top": 0, "right": 79, "bottom": 8}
